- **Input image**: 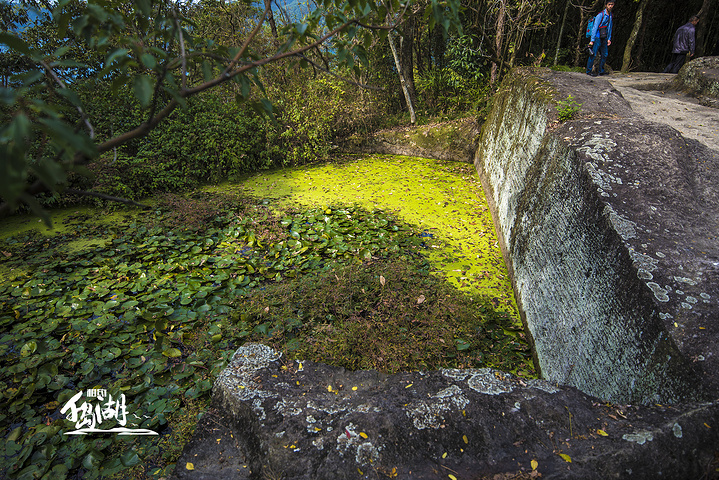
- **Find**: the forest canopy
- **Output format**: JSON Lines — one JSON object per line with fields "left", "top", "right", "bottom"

{"left": 0, "top": 0, "right": 717, "bottom": 220}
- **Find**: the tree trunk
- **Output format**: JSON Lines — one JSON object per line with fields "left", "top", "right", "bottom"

{"left": 695, "top": 0, "right": 717, "bottom": 56}
{"left": 573, "top": 0, "right": 602, "bottom": 67}
{"left": 491, "top": 0, "right": 506, "bottom": 85}
{"left": 553, "top": 0, "right": 571, "bottom": 65}
{"left": 389, "top": 30, "right": 416, "bottom": 124}
{"left": 399, "top": 13, "right": 417, "bottom": 109}
{"left": 264, "top": 0, "right": 278, "bottom": 38}
{"left": 621, "top": 0, "right": 650, "bottom": 72}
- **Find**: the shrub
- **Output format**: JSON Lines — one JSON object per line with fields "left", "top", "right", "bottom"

{"left": 88, "top": 93, "right": 274, "bottom": 200}
{"left": 556, "top": 95, "right": 582, "bottom": 122}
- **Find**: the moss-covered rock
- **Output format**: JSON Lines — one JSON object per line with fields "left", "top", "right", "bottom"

{"left": 344, "top": 118, "right": 480, "bottom": 163}
{"left": 675, "top": 56, "right": 719, "bottom": 105}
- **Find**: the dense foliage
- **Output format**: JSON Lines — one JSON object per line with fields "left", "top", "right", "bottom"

{"left": 3, "top": 0, "right": 716, "bottom": 215}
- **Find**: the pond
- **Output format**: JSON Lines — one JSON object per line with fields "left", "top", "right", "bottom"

{"left": 219, "top": 154, "right": 518, "bottom": 318}
{"left": 0, "top": 154, "right": 532, "bottom": 479}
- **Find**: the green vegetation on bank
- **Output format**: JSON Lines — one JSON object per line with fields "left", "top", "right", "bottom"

{"left": 0, "top": 187, "right": 534, "bottom": 479}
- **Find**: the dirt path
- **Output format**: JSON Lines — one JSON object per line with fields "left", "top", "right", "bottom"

{"left": 607, "top": 72, "right": 719, "bottom": 151}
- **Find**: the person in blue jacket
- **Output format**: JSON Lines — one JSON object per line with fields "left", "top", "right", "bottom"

{"left": 663, "top": 16, "right": 699, "bottom": 74}
{"left": 587, "top": 1, "right": 615, "bottom": 76}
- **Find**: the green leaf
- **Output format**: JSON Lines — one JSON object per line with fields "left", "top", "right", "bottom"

{"left": 31, "top": 159, "right": 67, "bottom": 193}
{"left": 140, "top": 53, "right": 157, "bottom": 69}
{"left": 133, "top": 75, "right": 153, "bottom": 108}
{"left": 121, "top": 449, "right": 141, "bottom": 467}
{"left": 134, "top": 0, "right": 152, "bottom": 16}
{"left": 20, "top": 341, "right": 37, "bottom": 357}
{"left": 0, "top": 32, "right": 32, "bottom": 55}
{"left": 162, "top": 348, "right": 182, "bottom": 358}
{"left": 104, "top": 48, "right": 130, "bottom": 70}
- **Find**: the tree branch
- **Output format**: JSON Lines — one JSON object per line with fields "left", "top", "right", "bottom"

{"left": 223, "top": 3, "right": 269, "bottom": 76}
{"left": 40, "top": 60, "right": 95, "bottom": 139}
{"left": 294, "top": 53, "right": 383, "bottom": 91}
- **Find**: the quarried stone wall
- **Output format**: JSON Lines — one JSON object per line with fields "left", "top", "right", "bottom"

{"left": 475, "top": 70, "right": 716, "bottom": 404}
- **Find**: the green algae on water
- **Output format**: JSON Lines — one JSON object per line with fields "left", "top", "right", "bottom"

{"left": 213, "top": 154, "right": 519, "bottom": 320}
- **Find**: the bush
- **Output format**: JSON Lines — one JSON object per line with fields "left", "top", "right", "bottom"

{"left": 88, "top": 93, "right": 275, "bottom": 200}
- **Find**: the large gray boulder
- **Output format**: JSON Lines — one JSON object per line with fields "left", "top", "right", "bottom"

{"left": 476, "top": 69, "right": 718, "bottom": 404}
{"left": 676, "top": 56, "right": 719, "bottom": 103}
{"left": 172, "top": 344, "right": 719, "bottom": 480}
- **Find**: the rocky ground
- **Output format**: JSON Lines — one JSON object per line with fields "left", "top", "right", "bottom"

{"left": 606, "top": 71, "right": 719, "bottom": 151}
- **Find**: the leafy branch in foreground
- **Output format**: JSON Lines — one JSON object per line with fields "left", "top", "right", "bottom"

{"left": 0, "top": 0, "right": 461, "bottom": 221}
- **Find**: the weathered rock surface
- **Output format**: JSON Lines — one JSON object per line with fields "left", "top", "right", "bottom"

{"left": 676, "top": 56, "right": 719, "bottom": 104}
{"left": 344, "top": 118, "right": 479, "bottom": 163}
{"left": 172, "top": 69, "right": 719, "bottom": 479}
{"left": 172, "top": 344, "right": 719, "bottom": 480}
{"left": 476, "top": 69, "right": 718, "bottom": 405}
{"left": 606, "top": 72, "right": 719, "bottom": 150}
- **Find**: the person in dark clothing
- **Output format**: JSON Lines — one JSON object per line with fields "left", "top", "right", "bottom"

{"left": 587, "top": 1, "right": 615, "bottom": 76}
{"left": 663, "top": 16, "right": 699, "bottom": 74}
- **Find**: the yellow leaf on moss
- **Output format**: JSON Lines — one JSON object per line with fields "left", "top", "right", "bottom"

{"left": 559, "top": 453, "right": 572, "bottom": 463}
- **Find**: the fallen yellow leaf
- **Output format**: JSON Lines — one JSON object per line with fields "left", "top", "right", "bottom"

{"left": 597, "top": 429, "right": 608, "bottom": 436}
{"left": 186, "top": 462, "right": 195, "bottom": 470}
{"left": 531, "top": 459, "right": 538, "bottom": 470}
{"left": 360, "top": 432, "right": 368, "bottom": 439}
{"left": 559, "top": 453, "right": 572, "bottom": 463}
{"left": 462, "top": 434, "right": 468, "bottom": 444}
{"left": 448, "top": 475, "right": 458, "bottom": 480}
